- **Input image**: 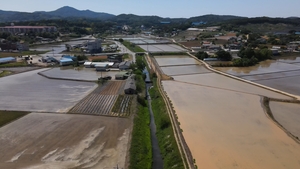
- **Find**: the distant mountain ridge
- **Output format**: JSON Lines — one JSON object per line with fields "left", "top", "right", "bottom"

{"left": 1, "top": 6, "right": 296, "bottom": 25}
{"left": 0, "top": 6, "right": 115, "bottom": 22}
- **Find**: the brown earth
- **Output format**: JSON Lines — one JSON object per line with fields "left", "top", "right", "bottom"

{"left": 88, "top": 55, "right": 108, "bottom": 61}
{"left": 0, "top": 113, "right": 132, "bottom": 169}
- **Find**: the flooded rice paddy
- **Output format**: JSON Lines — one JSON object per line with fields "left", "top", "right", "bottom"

{"left": 0, "top": 113, "right": 131, "bottom": 169}
{"left": 215, "top": 56, "right": 300, "bottom": 96}
{"left": 154, "top": 54, "right": 300, "bottom": 168}
{"left": 139, "top": 44, "right": 186, "bottom": 52}
{"left": 0, "top": 69, "right": 97, "bottom": 112}
{"left": 41, "top": 67, "right": 121, "bottom": 81}
{"left": 270, "top": 101, "right": 300, "bottom": 139}
{"left": 154, "top": 55, "right": 200, "bottom": 66}
{"left": 162, "top": 81, "right": 300, "bottom": 169}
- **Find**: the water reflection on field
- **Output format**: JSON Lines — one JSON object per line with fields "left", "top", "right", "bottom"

{"left": 162, "top": 81, "right": 300, "bottom": 169}
{"left": 215, "top": 56, "right": 300, "bottom": 96}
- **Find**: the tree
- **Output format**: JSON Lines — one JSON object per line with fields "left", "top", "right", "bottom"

{"left": 195, "top": 51, "right": 209, "bottom": 60}
{"left": 216, "top": 50, "right": 232, "bottom": 61}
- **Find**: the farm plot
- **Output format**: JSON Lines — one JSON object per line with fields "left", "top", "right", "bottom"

{"left": 100, "top": 81, "right": 125, "bottom": 95}
{"left": 0, "top": 113, "right": 132, "bottom": 169}
{"left": 111, "top": 95, "right": 134, "bottom": 117}
{"left": 139, "top": 44, "right": 186, "bottom": 52}
{"left": 69, "top": 81, "right": 125, "bottom": 116}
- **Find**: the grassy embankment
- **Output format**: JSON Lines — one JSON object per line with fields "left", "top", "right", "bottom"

{"left": 149, "top": 78, "right": 185, "bottom": 169}
{"left": 121, "top": 40, "right": 145, "bottom": 53}
{"left": 0, "top": 111, "right": 29, "bottom": 128}
{"left": 0, "top": 61, "right": 28, "bottom": 68}
{"left": 129, "top": 56, "right": 152, "bottom": 169}
{"left": 0, "top": 51, "right": 48, "bottom": 58}
{"left": 0, "top": 70, "right": 12, "bottom": 77}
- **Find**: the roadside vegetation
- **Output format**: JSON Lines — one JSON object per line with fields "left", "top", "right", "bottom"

{"left": 0, "top": 70, "right": 12, "bottom": 77}
{"left": 0, "top": 61, "right": 28, "bottom": 68}
{"left": 111, "top": 95, "right": 133, "bottom": 117}
{"left": 0, "top": 50, "right": 48, "bottom": 58}
{"left": 120, "top": 40, "right": 145, "bottom": 53}
{"left": 0, "top": 111, "right": 29, "bottom": 128}
{"left": 129, "top": 55, "right": 152, "bottom": 169}
{"left": 149, "top": 78, "right": 185, "bottom": 169}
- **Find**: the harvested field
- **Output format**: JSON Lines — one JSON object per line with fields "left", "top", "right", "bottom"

{"left": 111, "top": 95, "right": 134, "bottom": 117}
{"left": 270, "top": 101, "right": 300, "bottom": 139}
{"left": 0, "top": 113, "right": 132, "bottom": 169}
{"left": 69, "top": 81, "right": 126, "bottom": 116}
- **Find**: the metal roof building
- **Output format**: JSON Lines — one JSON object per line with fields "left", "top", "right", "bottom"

{"left": 60, "top": 58, "right": 74, "bottom": 66}
{"left": 124, "top": 75, "right": 136, "bottom": 94}
{"left": 119, "top": 61, "right": 133, "bottom": 70}
{"left": 0, "top": 57, "right": 16, "bottom": 64}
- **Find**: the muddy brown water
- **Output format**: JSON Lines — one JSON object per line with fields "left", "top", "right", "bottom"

{"left": 173, "top": 73, "right": 291, "bottom": 100}
{"left": 0, "top": 113, "right": 131, "bottom": 169}
{"left": 270, "top": 101, "right": 300, "bottom": 139}
{"left": 162, "top": 81, "right": 300, "bottom": 169}
{"left": 154, "top": 55, "right": 201, "bottom": 67}
{"left": 215, "top": 60, "right": 300, "bottom": 76}
{"left": 215, "top": 57, "right": 300, "bottom": 96}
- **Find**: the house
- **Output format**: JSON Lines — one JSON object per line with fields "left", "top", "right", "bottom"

{"left": 287, "top": 44, "right": 299, "bottom": 51}
{"left": 119, "top": 61, "right": 133, "bottom": 70}
{"left": 84, "top": 62, "right": 93, "bottom": 68}
{"left": 86, "top": 39, "right": 102, "bottom": 53}
{"left": 95, "top": 64, "right": 109, "bottom": 71}
{"left": 17, "top": 42, "right": 29, "bottom": 51}
{"left": 124, "top": 75, "right": 136, "bottom": 94}
{"left": 108, "top": 54, "right": 123, "bottom": 63}
{"left": 208, "top": 45, "right": 221, "bottom": 51}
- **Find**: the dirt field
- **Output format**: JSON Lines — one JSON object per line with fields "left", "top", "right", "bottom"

{"left": 69, "top": 81, "right": 127, "bottom": 117}
{"left": 162, "top": 81, "right": 300, "bottom": 169}
{"left": 88, "top": 55, "right": 108, "bottom": 61}
{"left": 179, "top": 41, "right": 201, "bottom": 48}
{"left": 0, "top": 113, "right": 132, "bottom": 169}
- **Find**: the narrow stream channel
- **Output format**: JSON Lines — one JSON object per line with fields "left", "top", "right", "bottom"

{"left": 144, "top": 68, "right": 164, "bottom": 169}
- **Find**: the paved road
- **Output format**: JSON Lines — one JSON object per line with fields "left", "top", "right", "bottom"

{"left": 115, "top": 41, "right": 136, "bottom": 62}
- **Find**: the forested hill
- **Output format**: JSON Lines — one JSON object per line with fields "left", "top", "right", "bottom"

{"left": 0, "top": 6, "right": 246, "bottom": 24}
{"left": 0, "top": 6, "right": 115, "bottom": 22}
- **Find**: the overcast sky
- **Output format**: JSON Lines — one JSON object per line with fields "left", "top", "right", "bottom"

{"left": 1, "top": 0, "right": 299, "bottom": 18}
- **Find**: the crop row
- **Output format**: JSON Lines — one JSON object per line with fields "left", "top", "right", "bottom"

{"left": 69, "top": 94, "right": 117, "bottom": 116}
{"left": 100, "top": 81, "right": 125, "bottom": 95}
{"left": 111, "top": 95, "right": 133, "bottom": 117}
